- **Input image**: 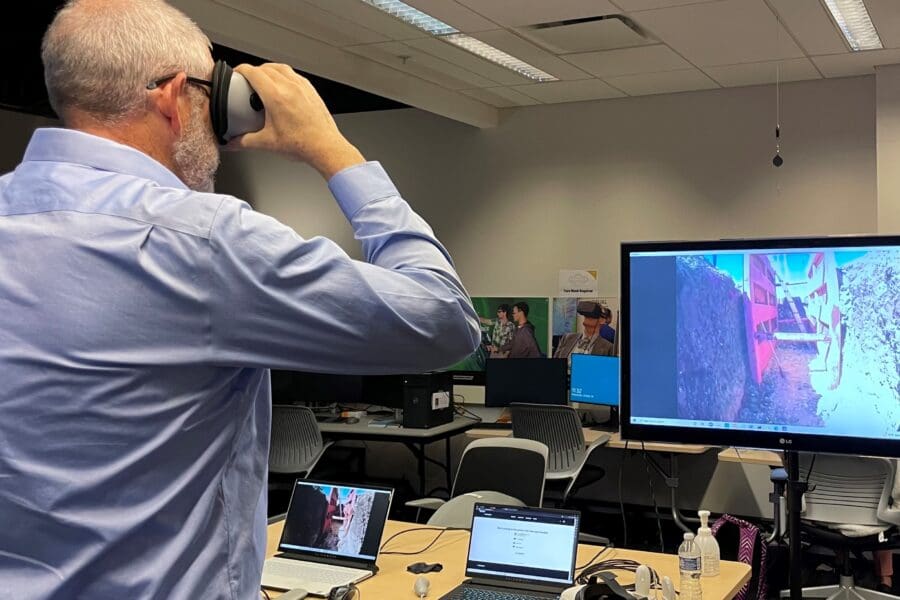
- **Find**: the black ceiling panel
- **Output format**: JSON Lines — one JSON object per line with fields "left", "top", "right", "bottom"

{"left": 0, "top": 2, "right": 406, "bottom": 119}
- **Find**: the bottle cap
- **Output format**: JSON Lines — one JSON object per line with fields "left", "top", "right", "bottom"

{"left": 684, "top": 532, "right": 694, "bottom": 540}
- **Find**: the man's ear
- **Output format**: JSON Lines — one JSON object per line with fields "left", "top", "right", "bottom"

{"left": 148, "top": 72, "right": 187, "bottom": 138}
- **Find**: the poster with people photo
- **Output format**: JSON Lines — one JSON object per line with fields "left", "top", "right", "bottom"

{"left": 551, "top": 297, "right": 619, "bottom": 358}
{"left": 445, "top": 297, "right": 551, "bottom": 372}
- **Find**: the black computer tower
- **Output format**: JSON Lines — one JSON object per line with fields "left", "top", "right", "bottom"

{"left": 402, "top": 373, "right": 454, "bottom": 429}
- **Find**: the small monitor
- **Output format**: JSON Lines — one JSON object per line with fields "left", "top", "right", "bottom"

{"left": 570, "top": 355, "right": 619, "bottom": 407}
{"left": 270, "top": 370, "right": 363, "bottom": 406}
{"left": 485, "top": 358, "right": 568, "bottom": 407}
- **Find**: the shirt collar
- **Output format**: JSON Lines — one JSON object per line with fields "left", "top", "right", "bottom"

{"left": 23, "top": 127, "right": 189, "bottom": 191}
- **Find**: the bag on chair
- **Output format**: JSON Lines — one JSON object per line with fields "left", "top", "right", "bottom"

{"left": 711, "top": 514, "right": 769, "bottom": 600}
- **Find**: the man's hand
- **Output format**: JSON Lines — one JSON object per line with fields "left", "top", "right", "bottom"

{"left": 226, "top": 63, "right": 365, "bottom": 180}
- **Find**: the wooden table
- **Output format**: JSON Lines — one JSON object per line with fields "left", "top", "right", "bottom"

{"left": 318, "top": 414, "right": 480, "bottom": 496}
{"left": 717, "top": 448, "right": 783, "bottom": 467}
{"left": 266, "top": 519, "right": 751, "bottom": 599}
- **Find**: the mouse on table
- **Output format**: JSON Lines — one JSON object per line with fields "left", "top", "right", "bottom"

{"left": 276, "top": 589, "right": 308, "bottom": 600}
{"left": 344, "top": 417, "right": 360, "bottom": 424}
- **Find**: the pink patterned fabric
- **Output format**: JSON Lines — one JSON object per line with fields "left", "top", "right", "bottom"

{"left": 711, "top": 514, "right": 769, "bottom": 600}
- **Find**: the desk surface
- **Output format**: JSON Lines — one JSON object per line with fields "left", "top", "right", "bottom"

{"left": 266, "top": 519, "right": 751, "bottom": 599}
{"left": 468, "top": 426, "right": 711, "bottom": 455}
{"left": 318, "top": 414, "right": 479, "bottom": 441}
{"left": 717, "top": 448, "right": 783, "bottom": 467}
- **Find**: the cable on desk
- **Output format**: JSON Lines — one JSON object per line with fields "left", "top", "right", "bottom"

{"left": 260, "top": 588, "right": 272, "bottom": 600}
{"left": 733, "top": 446, "right": 743, "bottom": 462}
{"left": 619, "top": 440, "right": 629, "bottom": 548}
{"left": 641, "top": 442, "right": 665, "bottom": 554}
{"left": 379, "top": 526, "right": 466, "bottom": 555}
{"left": 577, "top": 559, "right": 661, "bottom": 590}
{"left": 575, "top": 544, "right": 611, "bottom": 570}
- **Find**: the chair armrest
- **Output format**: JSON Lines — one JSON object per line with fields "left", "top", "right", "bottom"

{"left": 585, "top": 433, "right": 611, "bottom": 456}
{"left": 267, "top": 512, "right": 287, "bottom": 525}
{"left": 405, "top": 498, "right": 447, "bottom": 511}
{"left": 579, "top": 532, "right": 611, "bottom": 547}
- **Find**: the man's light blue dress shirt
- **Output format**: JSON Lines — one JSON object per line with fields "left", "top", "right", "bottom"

{"left": 0, "top": 128, "right": 479, "bottom": 599}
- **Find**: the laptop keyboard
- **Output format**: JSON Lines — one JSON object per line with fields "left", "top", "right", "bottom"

{"left": 443, "top": 588, "right": 558, "bottom": 600}
{"left": 264, "top": 560, "right": 356, "bottom": 585}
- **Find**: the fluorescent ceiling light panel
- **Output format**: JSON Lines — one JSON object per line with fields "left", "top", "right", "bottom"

{"left": 442, "top": 34, "right": 558, "bottom": 82}
{"left": 360, "top": 0, "right": 458, "bottom": 35}
{"left": 359, "top": 0, "right": 558, "bottom": 81}
{"left": 822, "top": 0, "right": 883, "bottom": 51}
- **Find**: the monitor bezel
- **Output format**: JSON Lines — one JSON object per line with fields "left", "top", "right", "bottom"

{"left": 620, "top": 234, "right": 900, "bottom": 458}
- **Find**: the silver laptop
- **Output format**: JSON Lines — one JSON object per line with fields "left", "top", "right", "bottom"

{"left": 439, "top": 503, "right": 581, "bottom": 600}
{"left": 262, "top": 479, "right": 393, "bottom": 596}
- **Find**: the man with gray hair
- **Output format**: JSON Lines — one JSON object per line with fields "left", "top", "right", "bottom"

{"left": 0, "top": 1, "right": 480, "bottom": 598}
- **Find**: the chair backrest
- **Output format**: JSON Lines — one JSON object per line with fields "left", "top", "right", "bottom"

{"left": 269, "top": 405, "right": 326, "bottom": 475}
{"left": 799, "top": 454, "right": 897, "bottom": 528}
{"left": 452, "top": 437, "right": 548, "bottom": 507}
{"left": 509, "top": 403, "right": 586, "bottom": 475}
{"left": 428, "top": 492, "right": 526, "bottom": 529}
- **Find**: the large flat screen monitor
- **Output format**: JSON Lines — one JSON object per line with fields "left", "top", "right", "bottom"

{"left": 570, "top": 355, "right": 619, "bottom": 407}
{"left": 621, "top": 236, "right": 900, "bottom": 457}
{"left": 485, "top": 358, "right": 568, "bottom": 407}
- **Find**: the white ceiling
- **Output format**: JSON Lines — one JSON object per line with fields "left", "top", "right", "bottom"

{"left": 174, "top": 0, "right": 900, "bottom": 127}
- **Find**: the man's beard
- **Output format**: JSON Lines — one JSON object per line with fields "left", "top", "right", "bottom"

{"left": 173, "top": 96, "right": 220, "bottom": 192}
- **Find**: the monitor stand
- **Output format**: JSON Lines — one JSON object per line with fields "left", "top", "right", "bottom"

{"left": 784, "top": 450, "right": 806, "bottom": 600}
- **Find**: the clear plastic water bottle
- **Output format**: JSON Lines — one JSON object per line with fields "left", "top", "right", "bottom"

{"left": 678, "top": 532, "right": 703, "bottom": 600}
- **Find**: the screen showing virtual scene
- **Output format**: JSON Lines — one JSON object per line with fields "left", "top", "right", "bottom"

{"left": 629, "top": 247, "right": 900, "bottom": 440}
{"left": 280, "top": 483, "right": 391, "bottom": 560}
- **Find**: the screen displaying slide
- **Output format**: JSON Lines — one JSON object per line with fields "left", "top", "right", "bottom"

{"left": 466, "top": 506, "right": 578, "bottom": 584}
{"left": 628, "top": 246, "right": 900, "bottom": 440}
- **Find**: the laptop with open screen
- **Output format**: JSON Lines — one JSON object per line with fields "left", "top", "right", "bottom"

{"left": 262, "top": 479, "right": 393, "bottom": 596}
{"left": 440, "top": 503, "right": 581, "bottom": 600}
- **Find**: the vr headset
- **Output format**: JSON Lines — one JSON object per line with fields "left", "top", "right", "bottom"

{"left": 147, "top": 60, "right": 266, "bottom": 145}
{"left": 208, "top": 60, "right": 265, "bottom": 145}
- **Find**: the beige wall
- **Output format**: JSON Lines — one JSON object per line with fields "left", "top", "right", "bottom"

{"left": 219, "top": 75, "right": 877, "bottom": 299}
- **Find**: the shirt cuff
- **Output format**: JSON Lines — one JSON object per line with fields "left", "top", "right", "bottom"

{"left": 328, "top": 161, "right": 399, "bottom": 220}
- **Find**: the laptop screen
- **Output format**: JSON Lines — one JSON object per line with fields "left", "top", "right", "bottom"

{"left": 278, "top": 480, "right": 393, "bottom": 563}
{"left": 465, "top": 504, "right": 580, "bottom": 586}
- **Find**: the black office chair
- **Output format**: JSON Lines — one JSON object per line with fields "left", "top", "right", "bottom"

{"left": 269, "top": 405, "right": 333, "bottom": 492}
{"left": 405, "top": 437, "right": 549, "bottom": 525}
{"left": 509, "top": 403, "right": 609, "bottom": 506}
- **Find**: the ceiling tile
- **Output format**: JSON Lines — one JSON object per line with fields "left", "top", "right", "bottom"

{"left": 704, "top": 58, "right": 821, "bottom": 87}
{"left": 632, "top": 0, "right": 805, "bottom": 66}
{"left": 402, "top": 0, "right": 497, "bottom": 33}
{"left": 768, "top": 0, "right": 847, "bottom": 56}
{"left": 459, "top": 87, "right": 542, "bottom": 106}
{"left": 563, "top": 44, "right": 692, "bottom": 77}
{"left": 213, "top": 0, "right": 390, "bottom": 45}
{"left": 454, "top": 0, "right": 619, "bottom": 27}
{"left": 302, "top": 0, "right": 428, "bottom": 41}
{"left": 512, "top": 79, "right": 626, "bottom": 103}
{"left": 404, "top": 37, "right": 534, "bottom": 85}
{"left": 469, "top": 30, "right": 594, "bottom": 80}
{"left": 867, "top": 0, "right": 900, "bottom": 49}
{"left": 611, "top": 0, "right": 720, "bottom": 11}
{"left": 345, "top": 42, "right": 500, "bottom": 89}
{"left": 812, "top": 48, "right": 900, "bottom": 78}
{"left": 605, "top": 68, "right": 719, "bottom": 95}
